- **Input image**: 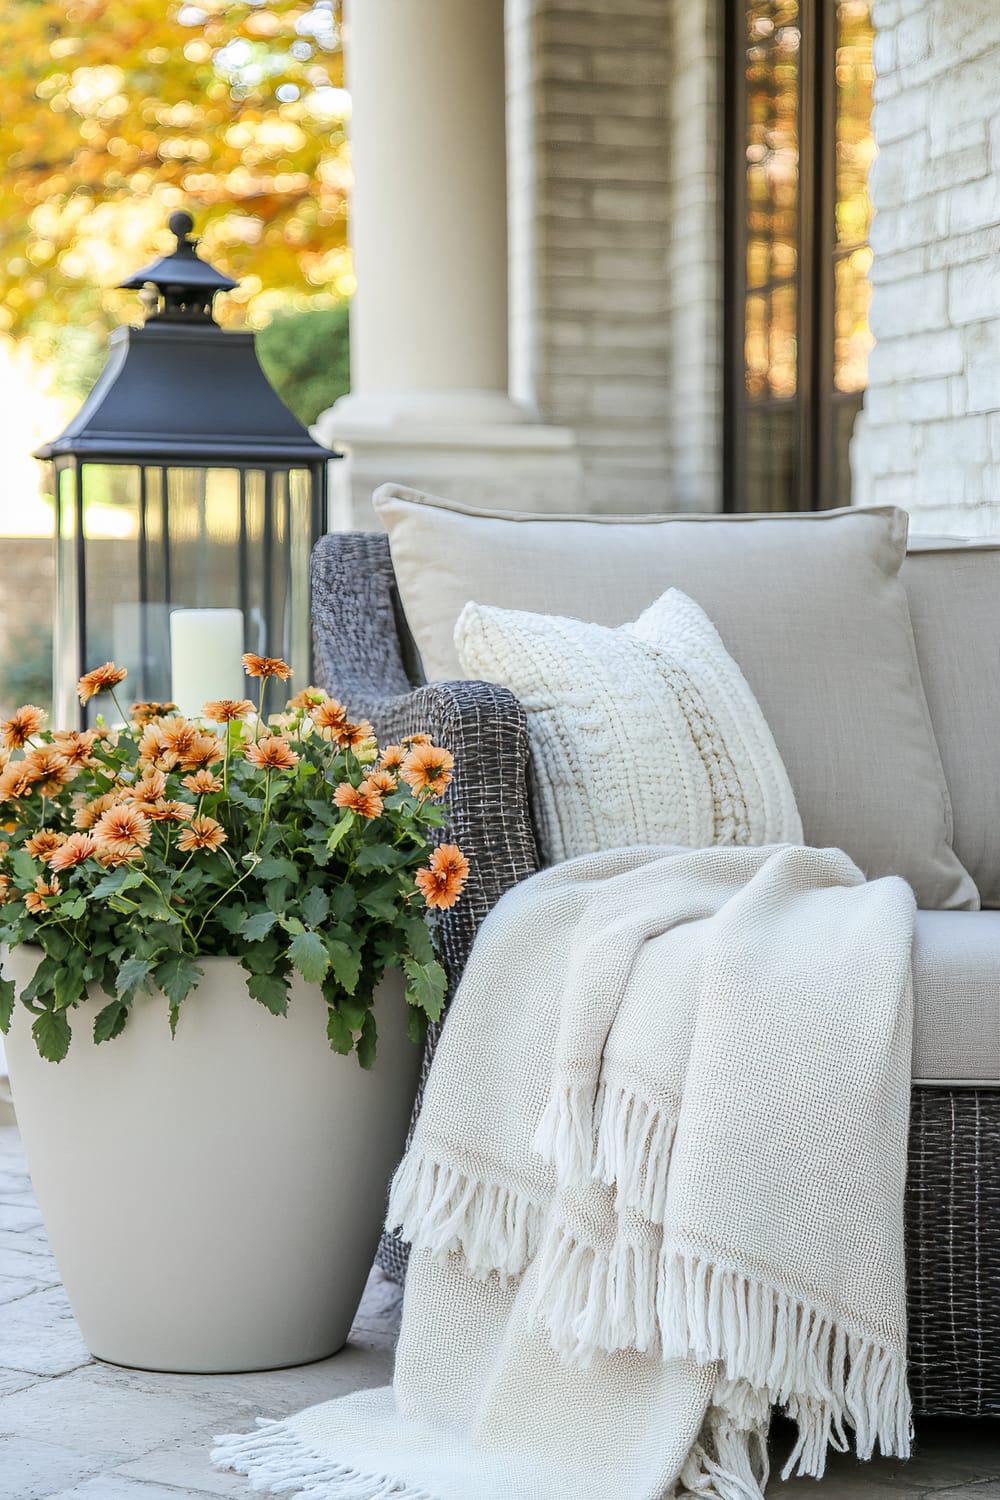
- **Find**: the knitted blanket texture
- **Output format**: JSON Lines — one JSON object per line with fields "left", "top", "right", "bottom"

{"left": 214, "top": 843, "right": 916, "bottom": 1499}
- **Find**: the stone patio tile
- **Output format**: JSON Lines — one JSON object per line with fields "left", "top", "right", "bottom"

{"left": 89, "top": 1337, "right": 394, "bottom": 1418}
{"left": 48, "top": 1478, "right": 229, "bottom": 1499}
{"left": 0, "top": 1436, "right": 106, "bottom": 1500}
{"left": 0, "top": 1271, "right": 44, "bottom": 1304}
{"left": 0, "top": 1365, "right": 44, "bottom": 1398}
{"left": 0, "top": 1224, "right": 57, "bottom": 1257}
{"left": 0, "top": 1199, "right": 45, "bottom": 1233}
{"left": 0, "top": 1241, "right": 61, "bottom": 1283}
{"left": 0, "top": 1286, "right": 91, "bottom": 1376}
{"left": 0, "top": 1367, "right": 248, "bottom": 1463}
{"left": 115, "top": 1440, "right": 262, "bottom": 1496}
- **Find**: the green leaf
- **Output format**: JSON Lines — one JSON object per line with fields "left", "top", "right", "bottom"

{"left": 247, "top": 971, "right": 289, "bottom": 1016}
{"left": 56, "top": 897, "right": 88, "bottom": 919}
{"left": 53, "top": 955, "right": 86, "bottom": 1011}
{"left": 264, "top": 878, "right": 291, "bottom": 912}
{"left": 326, "top": 938, "right": 362, "bottom": 995}
{"left": 357, "top": 1010, "right": 377, "bottom": 1070}
{"left": 326, "top": 812, "right": 353, "bottom": 852}
{"left": 12, "top": 851, "right": 39, "bottom": 885}
{"left": 336, "top": 995, "right": 368, "bottom": 1030}
{"left": 403, "top": 957, "right": 448, "bottom": 1022}
{"left": 360, "top": 880, "right": 402, "bottom": 922}
{"left": 116, "top": 955, "right": 154, "bottom": 1001}
{"left": 0, "top": 977, "right": 15, "bottom": 1034}
{"left": 255, "top": 855, "right": 299, "bottom": 881}
{"left": 240, "top": 910, "right": 277, "bottom": 942}
{"left": 306, "top": 798, "right": 336, "bottom": 825}
{"left": 32, "top": 1008, "right": 71, "bottom": 1062}
{"left": 288, "top": 930, "right": 329, "bottom": 984}
{"left": 328, "top": 885, "right": 357, "bottom": 922}
{"left": 355, "top": 843, "right": 405, "bottom": 874}
{"left": 402, "top": 914, "right": 435, "bottom": 967}
{"left": 407, "top": 1006, "right": 428, "bottom": 1046}
{"left": 93, "top": 999, "right": 128, "bottom": 1044}
{"left": 155, "top": 953, "right": 203, "bottom": 1007}
{"left": 168, "top": 1003, "right": 180, "bottom": 1039}
{"left": 326, "top": 1005, "right": 353, "bottom": 1055}
{"left": 214, "top": 905, "right": 247, "bottom": 936}
{"left": 91, "top": 867, "right": 145, "bottom": 900}
{"left": 301, "top": 887, "right": 329, "bottom": 928}
{"left": 279, "top": 914, "right": 305, "bottom": 936}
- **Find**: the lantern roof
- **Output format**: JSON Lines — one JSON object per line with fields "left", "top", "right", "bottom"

{"left": 35, "top": 211, "right": 334, "bottom": 468}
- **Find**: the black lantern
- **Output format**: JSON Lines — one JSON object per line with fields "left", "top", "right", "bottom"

{"left": 36, "top": 211, "right": 332, "bottom": 727}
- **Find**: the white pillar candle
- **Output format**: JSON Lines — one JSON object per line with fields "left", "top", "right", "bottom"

{"left": 169, "top": 609, "right": 246, "bottom": 719}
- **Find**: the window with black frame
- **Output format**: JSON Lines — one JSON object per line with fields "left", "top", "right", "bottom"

{"left": 724, "top": 0, "right": 875, "bottom": 512}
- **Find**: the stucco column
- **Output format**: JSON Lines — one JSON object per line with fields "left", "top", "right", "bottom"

{"left": 317, "top": 0, "right": 581, "bottom": 524}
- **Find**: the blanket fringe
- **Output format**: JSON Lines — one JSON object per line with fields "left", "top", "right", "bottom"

{"left": 593, "top": 1080, "right": 678, "bottom": 1222}
{"left": 387, "top": 1151, "right": 543, "bottom": 1280}
{"left": 533, "top": 1230, "right": 910, "bottom": 1477}
{"left": 532, "top": 1083, "right": 596, "bottom": 1184}
{"left": 212, "top": 1420, "right": 439, "bottom": 1499}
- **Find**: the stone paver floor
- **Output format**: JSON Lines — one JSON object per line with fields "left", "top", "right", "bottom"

{"left": 1, "top": 1120, "right": 999, "bottom": 1498}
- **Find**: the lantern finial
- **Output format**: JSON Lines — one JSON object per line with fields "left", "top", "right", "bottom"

{"left": 118, "top": 209, "right": 238, "bottom": 325}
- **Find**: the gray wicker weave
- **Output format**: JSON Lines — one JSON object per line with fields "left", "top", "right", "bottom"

{"left": 311, "top": 530, "right": 1000, "bottom": 1416}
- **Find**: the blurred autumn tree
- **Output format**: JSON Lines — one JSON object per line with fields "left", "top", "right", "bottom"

{"left": 0, "top": 0, "right": 352, "bottom": 398}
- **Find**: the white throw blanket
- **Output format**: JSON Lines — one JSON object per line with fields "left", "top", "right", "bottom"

{"left": 214, "top": 844, "right": 916, "bottom": 1499}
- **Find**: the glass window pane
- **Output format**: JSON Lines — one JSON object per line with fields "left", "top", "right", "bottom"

{"left": 81, "top": 464, "right": 141, "bottom": 724}
{"left": 743, "top": 406, "right": 799, "bottom": 512}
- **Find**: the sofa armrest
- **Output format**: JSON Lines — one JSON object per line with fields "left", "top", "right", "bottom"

{"left": 310, "top": 531, "right": 541, "bottom": 988}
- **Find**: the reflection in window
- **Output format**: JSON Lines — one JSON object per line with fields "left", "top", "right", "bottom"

{"left": 726, "top": 0, "right": 875, "bottom": 511}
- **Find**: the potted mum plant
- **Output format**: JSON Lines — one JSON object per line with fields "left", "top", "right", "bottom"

{"left": 0, "top": 654, "right": 468, "bottom": 1374}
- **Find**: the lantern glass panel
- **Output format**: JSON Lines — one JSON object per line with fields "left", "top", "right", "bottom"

{"left": 54, "top": 465, "right": 80, "bottom": 724}
{"left": 81, "top": 466, "right": 142, "bottom": 721}
{"left": 289, "top": 469, "right": 312, "bottom": 685}
{"left": 166, "top": 467, "right": 242, "bottom": 610}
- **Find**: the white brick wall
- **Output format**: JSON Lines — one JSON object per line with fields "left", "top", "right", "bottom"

{"left": 506, "top": 0, "right": 724, "bottom": 514}
{"left": 854, "top": 0, "right": 1000, "bottom": 534}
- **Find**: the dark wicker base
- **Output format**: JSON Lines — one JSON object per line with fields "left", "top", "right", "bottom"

{"left": 907, "top": 1088, "right": 1000, "bottom": 1416}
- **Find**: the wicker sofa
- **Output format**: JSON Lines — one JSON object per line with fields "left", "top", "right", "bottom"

{"left": 311, "top": 520, "right": 1000, "bottom": 1422}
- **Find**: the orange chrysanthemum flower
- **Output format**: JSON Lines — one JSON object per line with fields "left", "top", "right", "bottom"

{"left": 22, "top": 747, "right": 76, "bottom": 797}
{"left": 130, "top": 702, "right": 178, "bottom": 726}
{"left": 244, "top": 736, "right": 300, "bottom": 771}
{"left": 176, "top": 815, "right": 228, "bottom": 853}
{"left": 400, "top": 743, "right": 454, "bottom": 798}
{"left": 183, "top": 733, "right": 224, "bottom": 771}
{"left": 415, "top": 844, "right": 469, "bottom": 910}
{"left": 129, "top": 768, "right": 168, "bottom": 803}
{"left": 0, "top": 874, "right": 11, "bottom": 905}
{"left": 0, "top": 762, "right": 33, "bottom": 803}
{"left": 0, "top": 705, "right": 46, "bottom": 750}
{"left": 24, "top": 874, "right": 61, "bottom": 915}
{"left": 140, "top": 799, "right": 194, "bottom": 824}
{"left": 333, "top": 780, "right": 384, "bottom": 820}
{"left": 403, "top": 733, "right": 432, "bottom": 747}
{"left": 136, "top": 723, "right": 180, "bottom": 771}
{"left": 158, "top": 718, "right": 199, "bottom": 759}
{"left": 242, "top": 653, "right": 292, "bottom": 681}
{"left": 287, "top": 687, "right": 326, "bottom": 710}
{"left": 202, "top": 699, "right": 255, "bottom": 723}
{"left": 308, "top": 697, "right": 349, "bottom": 738}
{"left": 92, "top": 805, "right": 152, "bottom": 860}
{"left": 52, "top": 730, "right": 99, "bottom": 768}
{"left": 73, "top": 791, "right": 121, "bottom": 831}
{"left": 24, "top": 829, "right": 67, "bottom": 863}
{"left": 379, "top": 744, "right": 406, "bottom": 772}
{"left": 77, "top": 662, "right": 127, "bottom": 705}
{"left": 49, "top": 833, "right": 98, "bottom": 874}
{"left": 182, "top": 769, "right": 223, "bottom": 795}
{"left": 365, "top": 769, "right": 398, "bottom": 795}
{"left": 340, "top": 718, "right": 375, "bottom": 752}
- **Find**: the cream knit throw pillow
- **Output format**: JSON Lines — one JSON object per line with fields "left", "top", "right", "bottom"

{"left": 455, "top": 588, "right": 802, "bottom": 863}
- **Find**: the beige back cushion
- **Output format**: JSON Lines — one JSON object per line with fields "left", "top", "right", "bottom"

{"left": 902, "top": 541, "right": 1000, "bottom": 907}
{"left": 374, "top": 485, "right": 977, "bottom": 911}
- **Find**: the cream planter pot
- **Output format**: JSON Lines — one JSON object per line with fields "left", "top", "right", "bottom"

{"left": 4, "top": 950, "right": 421, "bottom": 1373}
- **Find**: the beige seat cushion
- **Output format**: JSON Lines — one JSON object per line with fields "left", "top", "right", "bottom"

{"left": 902, "top": 541, "right": 1000, "bottom": 908}
{"left": 913, "top": 910, "right": 1000, "bottom": 1083}
{"left": 375, "top": 485, "right": 976, "bottom": 911}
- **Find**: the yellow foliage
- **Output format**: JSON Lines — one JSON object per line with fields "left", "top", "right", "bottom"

{"left": 0, "top": 0, "right": 349, "bottom": 341}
